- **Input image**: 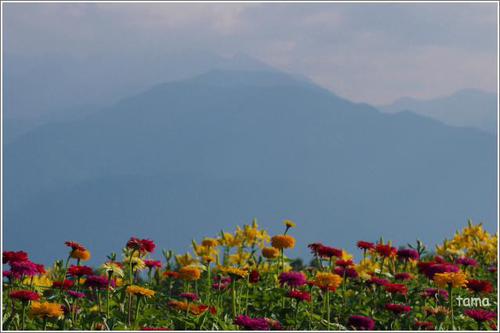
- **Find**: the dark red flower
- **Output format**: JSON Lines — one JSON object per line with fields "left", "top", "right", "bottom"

{"left": 249, "top": 270, "right": 260, "bottom": 284}
{"left": 67, "top": 290, "right": 86, "bottom": 299}
{"left": 348, "top": 315, "right": 375, "bottom": 330}
{"left": 334, "top": 267, "right": 358, "bottom": 279}
{"left": 287, "top": 290, "right": 311, "bottom": 302}
{"left": 141, "top": 328, "right": 172, "bottom": 331}
{"left": 10, "top": 290, "right": 40, "bottom": 302}
{"left": 385, "top": 283, "right": 408, "bottom": 296}
{"left": 367, "top": 277, "right": 389, "bottom": 286}
{"left": 68, "top": 265, "right": 93, "bottom": 277}
{"left": 464, "top": 309, "right": 497, "bottom": 322}
{"left": 64, "top": 241, "right": 86, "bottom": 251}
{"left": 375, "top": 244, "right": 397, "bottom": 258}
{"left": 85, "top": 275, "right": 113, "bottom": 289}
{"left": 10, "top": 261, "right": 39, "bottom": 278}
{"left": 414, "top": 321, "right": 435, "bottom": 330}
{"left": 3, "top": 251, "right": 29, "bottom": 264}
{"left": 385, "top": 303, "right": 411, "bottom": 314}
{"left": 53, "top": 279, "right": 75, "bottom": 289}
{"left": 456, "top": 257, "right": 478, "bottom": 267}
{"left": 308, "top": 243, "right": 342, "bottom": 258}
{"left": 356, "top": 241, "right": 375, "bottom": 251}
{"left": 418, "top": 262, "right": 458, "bottom": 279}
{"left": 127, "top": 237, "right": 156, "bottom": 253}
{"left": 144, "top": 260, "right": 162, "bottom": 269}
{"left": 394, "top": 272, "right": 413, "bottom": 281}
{"left": 467, "top": 279, "right": 494, "bottom": 294}
{"left": 397, "top": 248, "right": 419, "bottom": 261}
{"left": 336, "top": 259, "right": 353, "bottom": 267}
{"left": 179, "top": 292, "right": 199, "bottom": 302}
{"left": 234, "top": 315, "right": 270, "bottom": 330}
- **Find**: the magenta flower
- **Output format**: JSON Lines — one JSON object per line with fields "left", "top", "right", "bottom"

{"left": 397, "top": 248, "right": 419, "bottom": 261}
{"left": 278, "top": 271, "right": 307, "bottom": 288}
{"left": 234, "top": 315, "right": 270, "bottom": 330}
{"left": 348, "top": 315, "right": 375, "bottom": 330}
{"left": 179, "top": 293, "right": 199, "bottom": 302}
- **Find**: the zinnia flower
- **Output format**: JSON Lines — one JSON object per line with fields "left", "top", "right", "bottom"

{"left": 10, "top": 261, "right": 40, "bottom": 278}
{"left": 234, "top": 315, "right": 270, "bottom": 330}
{"left": 418, "top": 262, "right": 458, "bottom": 279}
{"left": 178, "top": 266, "right": 202, "bottom": 281}
{"left": 178, "top": 292, "right": 198, "bottom": 302}
{"left": 29, "top": 301, "right": 64, "bottom": 318}
{"left": 314, "top": 272, "right": 342, "bottom": 291}
{"left": 65, "top": 241, "right": 85, "bottom": 251}
{"left": 249, "top": 270, "right": 260, "bottom": 283}
{"left": 336, "top": 259, "right": 354, "bottom": 267}
{"left": 163, "top": 271, "right": 180, "bottom": 279}
{"left": 467, "top": 279, "right": 494, "bottom": 294}
{"left": 384, "top": 283, "right": 408, "bottom": 296}
{"left": 52, "top": 280, "right": 74, "bottom": 289}
{"left": 218, "top": 266, "right": 248, "bottom": 279}
{"left": 308, "top": 243, "right": 343, "bottom": 258}
{"left": 3, "top": 251, "right": 29, "bottom": 264}
{"left": 367, "top": 277, "right": 389, "bottom": 286}
{"left": 456, "top": 257, "right": 478, "bottom": 267}
{"left": 10, "top": 290, "right": 40, "bottom": 302}
{"left": 68, "top": 265, "right": 93, "bottom": 277}
{"left": 144, "top": 260, "right": 162, "bottom": 269}
{"left": 126, "top": 285, "right": 155, "bottom": 298}
{"left": 348, "top": 315, "right": 375, "bottom": 330}
{"left": 414, "top": 321, "right": 435, "bottom": 330}
{"left": 262, "top": 247, "right": 280, "bottom": 259}
{"left": 279, "top": 271, "right": 307, "bottom": 288}
{"left": 127, "top": 237, "right": 156, "bottom": 254}
{"left": 433, "top": 271, "right": 468, "bottom": 289}
{"left": 394, "top": 272, "right": 413, "bottom": 281}
{"left": 85, "top": 275, "right": 112, "bottom": 289}
{"left": 385, "top": 303, "right": 411, "bottom": 315}
{"left": 334, "top": 267, "right": 358, "bottom": 279}
{"left": 464, "top": 309, "right": 497, "bottom": 323}
{"left": 356, "top": 241, "right": 375, "bottom": 251}
{"left": 71, "top": 249, "right": 91, "bottom": 261}
{"left": 201, "top": 238, "right": 218, "bottom": 248}
{"left": 100, "top": 262, "right": 124, "bottom": 278}
{"left": 397, "top": 248, "right": 419, "bottom": 261}
{"left": 287, "top": 290, "right": 311, "bottom": 302}
{"left": 271, "top": 235, "right": 295, "bottom": 249}
{"left": 421, "top": 288, "right": 449, "bottom": 300}
{"left": 375, "top": 244, "right": 397, "bottom": 258}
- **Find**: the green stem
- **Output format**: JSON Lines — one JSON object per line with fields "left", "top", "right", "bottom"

{"left": 134, "top": 296, "right": 141, "bottom": 326}
{"left": 232, "top": 280, "right": 237, "bottom": 318}
{"left": 21, "top": 302, "right": 26, "bottom": 330}
{"left": 449, "top": 285, "right": 455, "bottom": 329}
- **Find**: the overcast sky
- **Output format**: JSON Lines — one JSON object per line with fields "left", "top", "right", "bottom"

{"left": 3, "top": 2, "right": 498, "bottom": 105}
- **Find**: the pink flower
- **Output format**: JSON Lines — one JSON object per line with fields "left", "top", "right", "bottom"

{"left": 144, "top": 260, "right": 162, "bottom": 269}
{"left": 464, "top": 309, "right": 497, "bottom": 322}
{"left": 10, "top": 290, "right": 40, "bottom": 302}
{"left": 127, "top": 237, "right": 156, "bottom": 253}
{"left": 348, "top": 315, "right": 375, "bottom": 330}
{"left": 67, "top": 290, "right": 86, "bottom": 299}
{"left": 179, "top": 293, "right": 199, "bottom": 302}
{"left": 10, "top": 261, "right": 39, "bottom": 278}
{"left": 278, "top": 271, "right": 307, "bottom": 288}
{"left": 287, "top": 290, "right": 311, "bottom": 302}
{"left": 234, "top": 315, "right": 270, "bottom": 330}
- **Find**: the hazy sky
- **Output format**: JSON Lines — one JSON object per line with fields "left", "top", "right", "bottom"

{"left": 3, "top": 2, "right": 498, "bottom": 105}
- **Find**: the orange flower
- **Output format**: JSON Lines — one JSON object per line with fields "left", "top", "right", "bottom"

{"left": 433, "top": 272, "right": 468, "bottom": 289}
{"left": 29, "top": 302, "right": 64, "bottom": 319}
{"left": 314, "top": 272, "right": 342, "bottom": 291}
{"left": 178, "top": 266, "right": 201, "bottom": 281}
{"left": 70, "top": 249, "right": 91, "bottom": 261}
{"left": 271, "top": 235, "right": 296, "bottom": 249}
{"left": 168, "top": 300, "right": 214, "bottom": 316}
{"left": 262, "top": 247, "right": 280, "bottom": 259}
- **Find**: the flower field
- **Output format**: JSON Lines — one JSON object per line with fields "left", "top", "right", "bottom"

{"left": 2, "top": 220, "right": 498, "bottom": 331}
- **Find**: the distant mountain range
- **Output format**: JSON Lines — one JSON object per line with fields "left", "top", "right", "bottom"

{"left": 380, "top": 89, "right": 497, "bottom": 134}
{"left": 3, "top": 69, "right": 497, "bottom": 264}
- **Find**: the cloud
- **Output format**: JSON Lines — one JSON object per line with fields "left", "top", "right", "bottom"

{"left": 3, "top": 2, "right": 497, "bottom": 105}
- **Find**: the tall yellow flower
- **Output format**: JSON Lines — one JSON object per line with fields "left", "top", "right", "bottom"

{"left": 314, "top": 272, "right": 342, "bottom": 290}
{"left": 433, "top": 272, "right": 468, "bottom": 289}
{"left": 217, "top": 266, "right": 249, "bottom": 279}
{"left": 175, "top": 253, "right": 198, "bottom": 267}
{"left": 201, "top": 238, "right": 218, "bottom": 248}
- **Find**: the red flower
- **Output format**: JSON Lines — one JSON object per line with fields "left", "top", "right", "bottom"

{"left": 334, "top": 267, "right": 358, "bottom": 279}
{"left": 144, "top": 260, "right": 162, "bottom": 269}
{"left": 375, "top": 244, "right": 397, "bottom": 258}
{"left": 396, "top": 248, "right": 419, "bottom": 261}
{"left": 10, "top": 290, "right": 40, "bottom": 302}
{"left": 467, "top": 279, "right": 494, "bottom": 294}
{"left": 394, "top": 272, "right": 413, "bottom": 281}
{"left": 179, "top": 293, "right": 199, "bottom": 302}
{"left": 415, "top": 321, "right": 435, "bottom": 330}
{"left": 418, "top": 262, "right": 458, "bottom": 279}
{"left": 385, "top": 303, "right": 411, "bottom": 314}
{"left": 53, "top": 279, "right": 75, "bottom": 289}
{"left": 348, "top": 315, "right": 375, "bottom": 330}
{"left": 85, "top": 275, "right": 114, "bottom": 289}
{"left": 356, "top": 241, "right": 375, "bottom": 251}
{"left": 68, "top": 265, "right": 93, "bottom": 277}
{"left": 456, "top": 257, "right": 478, "bottom": 267}
{"left": 10, "top": 261, "right": 39, "bottom": 278}
{"left": 249, "top": 270, "right": 260, "bottom": 284}
{"left": 308, "top": 243, "right": 342, "bottom": 258}
{"left": 336, "top": 259, "right": 353, "bottom": 267}
{"left": 163, "top": 271, "right": 180, "bottom": 279}
{"left": 287, "top": 290, "right": 312, "bottom": 302}
{"left": 234, "top": 315, "right": 270, "bottom": 330}
{"left": 127, "top": 237, "right": 156, "bottom": 253}
{"left": 64, "top": 241, "right": 86, "bottom": 251}
{"left": 3, "top": 251, "right": 29, "bottom": 264}
{"left": 279, "top": 271, "right": 307, "bottom": 288}
{"left": 464, "top": 309, "right": 497, "bottom": 322}
{"left": 384, "top": 283, "right": 408, "bottom": 296}
{"left": 367, "top": 277, "right": 389, "bottom": 286}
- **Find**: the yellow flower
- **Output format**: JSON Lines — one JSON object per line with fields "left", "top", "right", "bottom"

{"left": 175, "top": 253, "right": 198, "bottom": 267}
{"left": 115, "top": 278, "right": 124, "bottom": 287}
{"left": 126, "top": 285, "right": 155, "bottom": 298}
{"left": 314, "top": 272, "right": 342, "bottom": 290}
{"left": 218, "top": 232, "right": 243, "bottom": 248}
{"left": 433, "top": 272, "right": 468, "bottom": 289}
{"left": 262, "top": 247, "right": 280, "bottom": 259}
{"left": 218, "top": 266, "right": 249, "bottom": 279}
{"left": 29, "top": 302, "right": 64, "bottom": 319}
{"left": 100, "top": 262, "right": 124, "bottom": 278}
{"left": 201, "top": 238, "right": 218, "bottom": 248}
{"left": 355, "top": 259, "right": 379, "bottom": 280}
{"left": 23, "top": 275, "right": 53, "bottom": 288}
{"left": 70, "top": 249, "right": 91, "bottom": 261}
{"left": 179, "top": 265, "right": 202, "bottom": 281}
{"left": 283, "top": 220, "right": 296, "bottom": 229}
{"left": 271, "top": 235, "right": 295, "bottom": 249}
{"left": 228, "top": 251, "right": 252, "bottom": 266}
{"left": 124, "top": 256, "right": 145, "bottom": 271}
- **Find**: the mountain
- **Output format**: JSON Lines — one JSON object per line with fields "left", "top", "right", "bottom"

{"left": 4, "top": 70, "right": 497, "bottom": 264}
{"left": 379, "top": 89, "right": 498, "bottom": 134}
